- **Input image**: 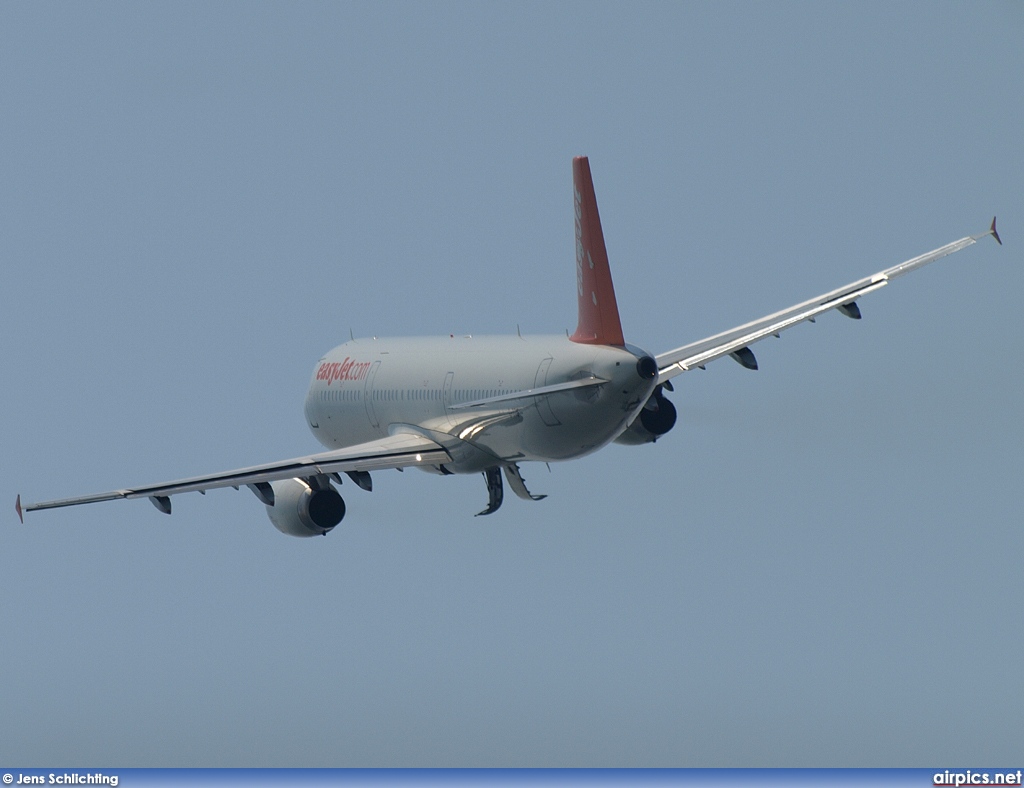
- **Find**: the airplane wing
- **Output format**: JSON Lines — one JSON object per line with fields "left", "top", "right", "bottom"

{"left": 17, "top": 432, "right": 451, "bottom": 520}
{"left": 656, "top": 219, "right": 1001, "bottom": 382}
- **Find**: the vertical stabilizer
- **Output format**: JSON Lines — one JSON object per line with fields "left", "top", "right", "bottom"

{"left": 570, "top": 156, "right": 625, "bottom": 346}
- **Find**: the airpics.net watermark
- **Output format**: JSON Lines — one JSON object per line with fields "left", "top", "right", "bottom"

{"left": 3, "top": 776, "right": 117, "bottom": 787}
{"left": 935, "top": 772, "right": 1023, "bottom": 786}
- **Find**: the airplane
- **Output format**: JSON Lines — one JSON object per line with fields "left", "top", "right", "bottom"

{"left": 16, "top": 157, "right": 1002, "bottom": 535}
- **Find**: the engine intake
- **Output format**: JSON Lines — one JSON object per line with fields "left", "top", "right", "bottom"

{"left": 614, "top": 385, "right": 677, "bottom": 445}
{"left": 266, "top": 478, "right": 346, "bottom": 537}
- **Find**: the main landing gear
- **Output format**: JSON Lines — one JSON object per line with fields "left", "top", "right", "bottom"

{"left": 475, "top": 463, "right": 547, "bottom": 516}
{"left": 477, "top": 467, "right": 504, "bottom": 516}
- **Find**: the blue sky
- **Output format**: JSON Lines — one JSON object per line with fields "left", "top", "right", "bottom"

{"left": 2, "top": 1, "right": 1022, "bottom": 766}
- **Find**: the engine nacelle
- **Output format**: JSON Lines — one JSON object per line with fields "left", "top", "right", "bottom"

{"left": 614, "top": 386, "right": 677, "bottom": 445}
{"left": 266, "top": 478, "right": 346, "bottom": 537}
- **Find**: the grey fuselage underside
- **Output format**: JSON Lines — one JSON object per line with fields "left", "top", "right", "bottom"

{"left": 304, "top": 335, "right": 657, "bottom": 474}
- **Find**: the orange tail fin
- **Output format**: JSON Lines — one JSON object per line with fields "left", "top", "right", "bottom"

{"left": 570, "top": 157, "right": 625, "bottom": 346}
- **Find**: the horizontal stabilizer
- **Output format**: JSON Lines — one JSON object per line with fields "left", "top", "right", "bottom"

{"left": 449, "top": 375, "right": 607, "bottom": 410}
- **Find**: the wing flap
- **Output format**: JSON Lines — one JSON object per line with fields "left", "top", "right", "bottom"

{"left": 656, "top": 222, "right": 999, "bottom": 381}
{"left": 21, "top": 433, "right": 450, "bottom": 515}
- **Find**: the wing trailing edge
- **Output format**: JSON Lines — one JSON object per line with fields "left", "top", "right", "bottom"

{"left": 656, "top": 220, "right": 1002, "bottom": 382}
{"left": 18, "top": 433, "right": 451, "bottom": 518}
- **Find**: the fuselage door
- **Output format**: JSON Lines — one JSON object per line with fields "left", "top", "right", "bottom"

{"left": 442, "top": 371, "right": 456, "bottom": 426}
{"left": 534, "top": 357, "right": 561, "bottom": 426}
{"left": 363, "top": 360, "right": 381, "bottom": 429}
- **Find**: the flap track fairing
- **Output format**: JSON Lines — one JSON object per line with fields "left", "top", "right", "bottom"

{"left": 730, "top": 346, "right": 759, "bottom": 370}
{"left": 837, "top": 301, "right": 862, "bottom": 319}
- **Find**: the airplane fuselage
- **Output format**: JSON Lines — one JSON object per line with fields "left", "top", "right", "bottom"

{"left": 304, "top": 335, "right": 659, "bottom": 474}
{"left": 18, "top": 156, "right": 997, "bottom": 533}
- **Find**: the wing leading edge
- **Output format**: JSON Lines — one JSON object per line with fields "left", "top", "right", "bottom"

{"left": 18, "top": 432, "right": 451, "bottom": 520}
{"left": 656, "top": 219, "right": 1001, "bottom": 382}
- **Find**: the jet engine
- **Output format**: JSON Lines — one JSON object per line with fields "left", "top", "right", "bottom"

{"left": 614, "top": 385, "right": 677, "bottom": 445}
{"left": 265, "top": 477, "right": 346, "bottom": 537}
